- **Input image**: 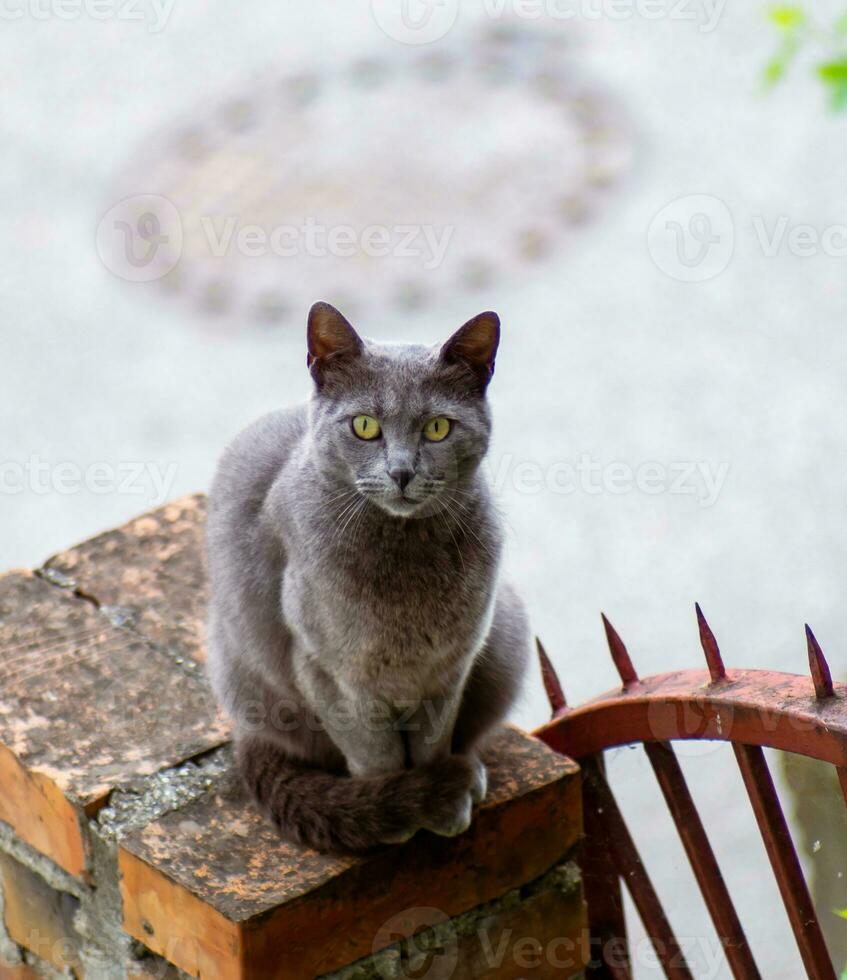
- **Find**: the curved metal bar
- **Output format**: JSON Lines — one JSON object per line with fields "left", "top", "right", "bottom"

{"left": 534, "top": 667, "right": 847, "bottom": 765}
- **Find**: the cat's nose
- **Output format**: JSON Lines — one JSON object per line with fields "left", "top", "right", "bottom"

{"left": 389, "top": 468, "right": 414, "bottom": 492}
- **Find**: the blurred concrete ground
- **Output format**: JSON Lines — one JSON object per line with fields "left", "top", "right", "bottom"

{"left": 3, "top": 1, "right": 847, "bottom": 975}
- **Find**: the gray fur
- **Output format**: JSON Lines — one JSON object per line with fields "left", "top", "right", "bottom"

{"left": 206, "top": 303, "right": 530, "bottom": 852}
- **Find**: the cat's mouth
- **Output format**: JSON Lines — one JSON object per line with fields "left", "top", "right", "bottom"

{"left": 355, "top": 485, "right": 431, "bottom": 518}
{"left": 355, "top": 479, "right": 443, "bottom": 518}
{"left": 376, "top": 491, "right": 426, "bottom": 517}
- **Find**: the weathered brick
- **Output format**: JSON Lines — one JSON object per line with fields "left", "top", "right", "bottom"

{"left": 0, "top": 853, "right": 82, "bottom": 975}
{"left": 41, "top": 495, "right": 208, "bottom": 664}
{"left": 325, "top": 861, "right": 587, "bottom": 980}
{"left": 118, "top": 727, "right": 582, "bottom": 980}
{"left": 0, "top": 569, "right": 229, "bottom": 877}
{"left": 451, "top": 878, "right": 586, "bottom": 978}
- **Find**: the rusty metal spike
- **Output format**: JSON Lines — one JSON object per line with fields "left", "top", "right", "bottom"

{"left": 601, "top": 613, "right": 639, "bottom": 687}
{"left": 805, "top": 624, "right": 834, "bottom": 700}
{"left": 536, "top": 637, "right": 567, "bottom": 718}
{"left": 695, "top": 603, "right": 726, "bottom": 682}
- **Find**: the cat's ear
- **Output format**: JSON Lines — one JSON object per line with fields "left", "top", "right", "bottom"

{"left": 307, "top": 302, "right": 363, "bottom": 385}
{"left": 439, "top": 312, "right": 500, "bottom": 394}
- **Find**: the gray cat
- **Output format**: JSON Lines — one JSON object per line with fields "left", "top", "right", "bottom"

{"left": 206, "top": 302, "right": 530, "bottom": 853}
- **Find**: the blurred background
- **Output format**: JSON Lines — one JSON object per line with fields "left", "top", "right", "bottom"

{"left": 3, "top": 1, "right": 847, "bottom": 975}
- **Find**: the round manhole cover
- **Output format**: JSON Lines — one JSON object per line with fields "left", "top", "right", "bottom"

{"left": 99, "top": 28, "right": 631, "bottom": 328}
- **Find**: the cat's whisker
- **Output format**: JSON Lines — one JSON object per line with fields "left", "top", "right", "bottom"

{"left": 440, "top": 494, "right": 498, "bottom": 563}
{"left": 338, "top": 489, "right": 366, "bottom": 520}
{"left": 452, "top": 488, "right": 516, "bottom": 541}
{"left": 437, "top": 508, "right": 467, "bottom": 576}
{"left": 327, "top": 500, "right": 363, "bottom": 551}
{"left": 338, "top": 496, "right": 367, "bottom": 545}
{"left": 324, "top": 487, "right": 359, "bottom": 508}
{"left": 341, "top": 496, "right": 365, "bottom": 529}
{"left": 347, "top": 497, "right": 370, "bottom": 553}
{"left": 333, "top": 494, "right": 365, "bottom": 533}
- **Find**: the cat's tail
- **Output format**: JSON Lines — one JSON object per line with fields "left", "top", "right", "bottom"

{"left": 237, "top": 738, "right": 476, "bottom": 854}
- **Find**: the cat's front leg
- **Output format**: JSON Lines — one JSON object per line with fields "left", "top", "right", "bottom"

{"left": 403, "top": 690, "right": 461, "bottom": 766}
{"left": 298, "top": 662, "right": 405, "bottom": 776}
{"left": 404, "top": 689, "right": 487, "bottom": 804}
{"left": 340, "top": 691, "right": 406, "bottom": 776}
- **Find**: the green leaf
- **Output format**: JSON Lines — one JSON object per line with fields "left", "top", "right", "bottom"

{"left": 834, "top": 907, "right": 847, "bottom": 919}
{"left": 763, "top": 35, "right": 800, "bottom": 88}
{"left": 835, "top": 13, "right": 847, "bottom": 35}
{"left": 764, "top": 56, "right": 787, "bottom": 86}
{"left": 767, "top": 5, "right": 805, "bottom": 31}
{"left": 818, "top": 59, "right": 847, "bottom": 84}
{"left": 818, "top": 61, "right": 847, "bottom": 109}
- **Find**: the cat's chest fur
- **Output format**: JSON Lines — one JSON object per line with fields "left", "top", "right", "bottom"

{"left": 279, "top": 491, "right": 500, "bottom": 697}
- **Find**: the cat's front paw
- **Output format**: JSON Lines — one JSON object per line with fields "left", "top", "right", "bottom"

{"left": 468, "top": 754, "right": 488, "bottom": 804}
{"left": 416, "top": 754, "right": 477, "bottom": 838}
{"left": 422, "top": 791, "right": 473, "bottom": 838}
{"left": 378, "top": 827, "right": 418, "bottom": 845}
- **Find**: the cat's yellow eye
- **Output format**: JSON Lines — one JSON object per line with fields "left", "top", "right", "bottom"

{"left": 423, "top": 417, "right": 451, "bottom": 442}
{"left": 352, "top": 415, "right": 381, "bottom": 440}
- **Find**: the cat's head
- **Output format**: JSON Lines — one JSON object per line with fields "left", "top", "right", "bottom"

{"left": 306, "top": 302, "right": 499, "bottom": 518}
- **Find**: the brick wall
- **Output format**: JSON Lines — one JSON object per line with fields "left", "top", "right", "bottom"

{"left": 0, "top": 497, "right": 587, "bottom": 978}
